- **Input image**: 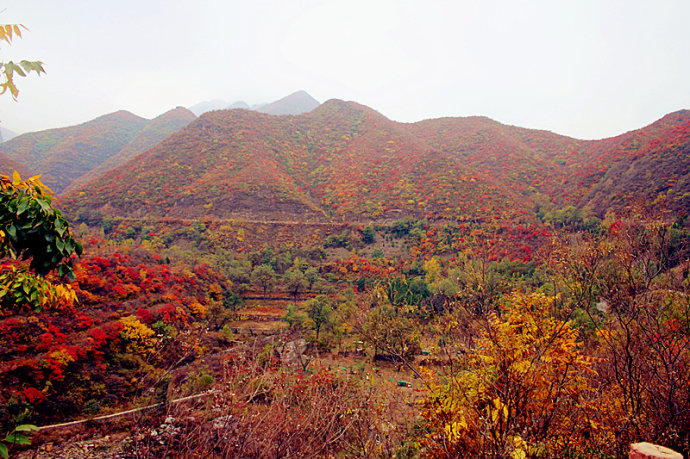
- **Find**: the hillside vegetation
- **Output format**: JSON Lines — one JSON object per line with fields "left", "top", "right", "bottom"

{"left": 2, "top": 101, "right": 690, "bottom": 458}
{"left": 61, "top": 102, "right": 690, "bottom": 228}
{"left": 0, "top": 108, "right": 197, "bottom": 195}
{"left": 0, "top": 111, "right": 148, "bottom": 193}
{"left": 62, "top": 107, "right": 196, "bottom": 194}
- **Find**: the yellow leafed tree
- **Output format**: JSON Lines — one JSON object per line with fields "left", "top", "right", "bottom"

{"left": 421, "top": 291, "right": 606, "bottom": 458}
{"left": 120, "top": 315, "right": 158, "bottom": 355}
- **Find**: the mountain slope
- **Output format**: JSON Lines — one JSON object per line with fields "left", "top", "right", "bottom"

{"left": 63, "top": 107, "right": 197, "bottom": 194}
{"left": 61, "top": 102, "right": 690, "bottom": 224}
{"left": 410, "top": 117, "right": 579, "bottom": 203}
{"left": 0, "top": 111, "right": 149, "bottom": 193}
{"left": 579, "top": 110, "right": 690, "bottom": 214}
{"left": 412, "top": 110, "right": 690, "bottom": 215}
{"left": 62, "top": 100, "right": 526, "bottom": 223}
{"left": 0, "top": 151, "right": 29, "bottom": 177}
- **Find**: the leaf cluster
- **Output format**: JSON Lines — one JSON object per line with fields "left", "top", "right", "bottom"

{"left": 0, "top": 24, "right": 45, "bottom": 100}
{"left": 0, "top": 172, "right": 82, "bottom": 279}
{"left": 0, "top": 424, "right": 38, "bottom": 459}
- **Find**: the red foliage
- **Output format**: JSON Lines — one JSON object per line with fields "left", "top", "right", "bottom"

{"left": 136, "top": 307, "right": 154, "bottom": 324}
{"left": 20, "top": 386, "right": 46, "bottom": 404}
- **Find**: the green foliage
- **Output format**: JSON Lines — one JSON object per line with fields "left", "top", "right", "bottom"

{"left": 222, "top": 291, "right": 242, "bottom": 310}
{"left": 0, "top": 173, "right": 82, "bottom": 279}
{"left": 0, "top": 173, "right": 81, "bottom": 315}
{"left": 383, "top": 276, "right": 430, "bottom": 309}
{"left": 1, "top": 424, "right": 38, "bottom": 459}
{"left": 324, "top": 230, "right": 352, "bottom": 249}
{"left": 283, "top": 268, "right": 307, "bottom": 301}
{"left": 496, "top": 257, "right": 535, "bottom": 279}
{"left": 188, "top": 368, "right": 215, "bottom": 394}
{"left": 251, "top": 264, "right": 275, "bottom": 298}
{"left": 303, "top": 266, "right": 320, "bottom": 291}
{"left": 360, "top": 225, "right": 376, "bottom": 244}
{"left": 391, "top": 217, "right": 416, "bottom": 238}
{"left": 283, "top": 304, "right": 310, "bottom": 333}
{"left": 306, "top": 295, "right": 332, "bottom": 339}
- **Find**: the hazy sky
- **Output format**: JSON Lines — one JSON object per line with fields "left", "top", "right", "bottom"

{"left": 0, "top": 0, "right": 688, "bottom": 139}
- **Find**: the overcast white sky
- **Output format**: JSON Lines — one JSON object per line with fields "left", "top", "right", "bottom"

{"left": 0, "top": 0, "right": 688, "bottom": 139}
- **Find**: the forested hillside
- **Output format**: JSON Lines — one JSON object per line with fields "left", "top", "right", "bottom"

{"left": 62, "top": 101, "right": 690, "bottom": 226}
{"left": 62, "top": 107, "right": 196, "bottom": 194}
{"left": 0, "top": 111, "right": 148, "bottom": 193}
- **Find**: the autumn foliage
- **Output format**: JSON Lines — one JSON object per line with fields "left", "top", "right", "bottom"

{"left": 421, "top": 292, "right": 600, "bottom": 458}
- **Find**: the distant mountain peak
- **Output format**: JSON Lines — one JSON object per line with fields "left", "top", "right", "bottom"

{"left": 227, "top": 101, "right": 250, "bottom": 110}
{"left": 255, "top": 90, "right": 320, "bottom": 116}
{"left": 188, "top": 99, "right": 233, "bottom": 116}
{"left": 0, "top": 124, "right": 8, "bottom": 143}
{"left": 188, "top": 91, "right": 320, "bottom": 117}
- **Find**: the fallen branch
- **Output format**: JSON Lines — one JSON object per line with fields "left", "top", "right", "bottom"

{"left": 36, "top": 390, "right": 216, "bottom": 431}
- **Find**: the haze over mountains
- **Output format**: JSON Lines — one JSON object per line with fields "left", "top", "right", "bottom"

{"left": 0, "top": 126, "right": 18, "bottom": 143}
{"left": 188, "top": 90, "right": 319, "bottom": 117}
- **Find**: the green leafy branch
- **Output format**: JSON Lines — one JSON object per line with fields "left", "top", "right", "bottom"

{"left": 0, "top": 424, "right": 38, "bottom": 459}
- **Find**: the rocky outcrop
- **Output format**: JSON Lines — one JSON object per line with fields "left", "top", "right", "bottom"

{"left": 630, "top": 442, "right": 683, "bottom": 459}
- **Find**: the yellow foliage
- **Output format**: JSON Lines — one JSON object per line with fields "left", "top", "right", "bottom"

{"left": 421, "top": 291, "right": 601, "bottom": 457}
{"left": 423, "top": 257, "right": 441, "bottom": 285}
{"left": 46, "top": 283, "right": 78, "bottom": 310}
{"left": 120, "top": 315, "right": 157, "bottom": 355}
{"left": 49, "top": 348, "right": 75, "bottom": 367}
{"left": 190, "top": 301, "right": 207, "bottom": 317}
{"left": 0, "top": 266, "right": 77, "bottom": 314}
{"left": 208, "top": 282, "right": 222, "bottom": 295}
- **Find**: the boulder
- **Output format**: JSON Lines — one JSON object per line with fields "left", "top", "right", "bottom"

{"left": 630, "top": 442, "right": 683, "bottom": 459}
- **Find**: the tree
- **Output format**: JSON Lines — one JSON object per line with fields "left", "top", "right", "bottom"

{"left": 306, "top": 295, "right": 332, "bottom": 340}
{"left": 421, "top": 291, "right": 601, "bottom": 458}
{"left": 0, "top": 173, "right": 81, "bottom": 278}
{"left": 284, "top": 268, "right": 307, "bottom": 303}
{"left": 360, "top": 225, "right": 376, "bottom": 244}
{"left": 358, "top": 293, "right": 421, "bottom": 365}
{"left": 251, "top": 264, "right": 275, "bottom": 299}
{"left": 553, "top": 210, "right": 690, "bottom": 455}
{"left": 0, "top": 172, "right": 82, "bottom": 313}
{"left": 0, "top": 26, "right": 66, "bottom": 455}
{"left": 1, "top": 24, "right": 45, "bottom": 100}
{"left": 304, "top": 266, "right": 320, "bottom": 291}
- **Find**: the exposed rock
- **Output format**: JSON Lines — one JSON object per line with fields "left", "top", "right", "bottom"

{"left": 212, "top": 415, "right": 234, "bottom": 430}
{"left": 630, "top": 442, "right": 683, "bottom": 459}
{"left": 280, "top": 339, "right": 307, "bottom": 366}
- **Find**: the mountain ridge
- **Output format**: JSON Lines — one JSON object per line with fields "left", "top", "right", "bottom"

{"left": 0, "top": 110, "right": 149, "bottom": 193}
{"left": 3, "top": 97, "right": 683, "bottom": 223}
{"left": 63, "top": 99, "right": 690, "bottom": 224}
{"left": 62, "top": 107, "right": 197, "bottom": 194}
{"left": 256, "top": 90, "right": 320, "bottom": 116}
